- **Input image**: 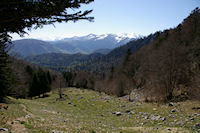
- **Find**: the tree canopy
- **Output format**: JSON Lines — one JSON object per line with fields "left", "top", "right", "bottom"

{"left": 0, "top": 0, "right": 94, "bottom": 37}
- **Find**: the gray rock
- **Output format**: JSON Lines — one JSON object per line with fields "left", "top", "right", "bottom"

{"left": 176, "top": 121, "right": 185, "bottom": 126}
{"left": 169, "top": 102, "right": 174, "bottom": 107}
{"left": 116, "top": 112, "right": 122, "bottom": 116}
{"left": 0, "top": 128, "right": 8, "bottom": 132}
{"left": 161, "top": 117, "right": 166, "bottom": 121}
{"left": 130, "top": 111, "right": 136, "bottom": 114}
{"left": 25, "top": 115, "right": 30, "bottom": 119}
{"left": 139, "top": 112, "right": 143, "bottom": 115}
{"left": 195, "top": 123, "right": 200, "bottom": 128}
{"left": 143, "top": 116, "right": 149, "bottom": 120}
{"left": 171, "top": 109, "right": 176, "bottom": 113}
{"left": 52, "top": 130, "right": 64, "bottom": 133}
{"left": 77, "top": 96, "right": 84, "bottom": 100}
{"left": 150, "top": 115, "right": 161, "bottom": 121}
{"left": 140, "top": 122, "right": 147, "bottom": 125}
{"left": 167, "top": 128, "right": 172, "bottom": 131}
{"left": 190, "top": 118, "right": 195, "bottom": 121}
{"left": 112, "top": 112, "right": 116, "bottom": 115}
{"left": 122, "top": 105, "right": 126, "bottom": 108}
{"left": 169, "top": 114, "right": 175, "bottom": 118}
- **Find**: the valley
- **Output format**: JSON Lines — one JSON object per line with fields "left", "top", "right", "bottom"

{"left": 1, "top": 1, "right": 200, "bottom": 133}
{"left": 1, "top": 88, "right": 200, "bottom": 133}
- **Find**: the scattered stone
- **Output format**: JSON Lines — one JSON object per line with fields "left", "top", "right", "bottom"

{"left": 140, "top": 122, "right": 147, "bottom": 125}
{"left": 52, "top": 130, "right": 64, "bottom": 133}
{"left": 169, "top": 114, "right": 175, "bottom": 118}
{"left": 125, "top": 110, "right": 130, "bottom": 113}
{"left": 195, "top": 123, "right": 200, "bottom": 128}
{"left": 150, "top": 115, "right": 161, "bottom": 121}
{"left": 121, "top": 105, "right": 126, "bottom": 108}
{"left": 161, "top": 117, "right": 166, "bottom": 121}
{"left": 143, "top": 116, "right": 149, "bottom": 120}
{"left": 192, "top": 107, "right": 200, "bottom": 110}
{"left": 116, "top": 112, "right": 122, "bottom": 116}
{"left": 176, "top": 121, "right": 185, "bottom": 126}
{"left": 40, "top": 118, "right": 45, "bottom": 122}
{"left": 194, "top": 113, "right": 199, "bottom": 116}
{"left": 78, "top": 96, "right": 84, "bottom": 100}
{"left": 130, "top": 111, "right": 135, "bottom": 114}
{"left": 171, "top": 109, "right": 176, "bottom": 113}
{"left": 3, "top": 106, "right": 8, "bottom": 110}
{"left": 100, "top": 114, "right": 104, "bottom": 117}
{"left": 169, "top": 102, "right": 174, "bottom": 107}
{"left": 104, "top": 97, "right": 109, "bottom": 100}
{"left": 0, "top": 128, "right": 8, "bottom": 132}
{"left": 25, "top": 115, "right": 30, "bottom": 119}
{"left": 167, "top": 128, "right": 172, "bottom": 131}
{"left": 153, "top": 108, "right": 157, "bottom": 111}
{"left": 190, "top": 118, "right": 195, "bottom": 121}
{"left": 112, "top": 112, "right": 116, "bottom": 115}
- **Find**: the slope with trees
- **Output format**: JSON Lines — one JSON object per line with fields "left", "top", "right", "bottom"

{"left": 95, "top": 8, "right": 200, "bottom": 101}
{"left": 0, "top": 0, "right": 94, "bottom": 101}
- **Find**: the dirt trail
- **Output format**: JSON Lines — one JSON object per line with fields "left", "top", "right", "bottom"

{"left": 7, "top": 104, "right": 34, "bottom": 133}
{"left": 20, "top": 104, "right": 35, "bottom": 118}
{"left": 120, "top": 127, "right": 191, "bottom": 133}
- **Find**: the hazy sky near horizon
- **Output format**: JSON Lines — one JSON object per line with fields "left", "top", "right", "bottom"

{"left": 11, "top": 0, "right": 200, "bottom": 41}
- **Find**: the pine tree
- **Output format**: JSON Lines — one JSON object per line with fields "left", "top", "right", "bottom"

{"left": 123, "top": 48, "right": 131, "bottom": 66}
{"left": 0, "top": 33, "right": 12, "bottom": 101}
{"left": 0, "top": 0, "right": 94, "bottom": 100}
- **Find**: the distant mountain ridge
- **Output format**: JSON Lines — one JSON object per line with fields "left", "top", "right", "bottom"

{"left": 9, "top": 39, "right": 66, "bottom": 57}
{"left": 49, "top": 33, "right": 138, "bottom": 54}
{"left": 25, "top": 34, "right": 155, "bottom": 72}
{"left": 10, "top": 33, "right": 138, "bottom": 57}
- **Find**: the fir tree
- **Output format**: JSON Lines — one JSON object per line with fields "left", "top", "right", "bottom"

{"left": 0, "top": 0, "right": 94, "bottom": 100}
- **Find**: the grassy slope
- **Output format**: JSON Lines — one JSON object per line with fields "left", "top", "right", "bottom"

{"left": 0, "top": 88, "right": 200, "bottom": 133}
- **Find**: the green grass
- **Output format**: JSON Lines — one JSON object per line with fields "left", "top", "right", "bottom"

{"left": 0, "top": 88, "right": 200, "bottom": 132}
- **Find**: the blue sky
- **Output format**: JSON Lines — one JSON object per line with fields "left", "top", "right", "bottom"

{"left": 12, "top": 0, "right": 200, "bottom": 40}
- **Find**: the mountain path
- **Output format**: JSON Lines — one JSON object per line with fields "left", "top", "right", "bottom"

{"left": 6, "top": 104, "right": 35, "bottom": 133}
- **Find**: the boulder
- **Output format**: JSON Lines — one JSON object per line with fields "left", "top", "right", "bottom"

{"left": 116, "top": 112, "right": 122, "bottom": 116}
{"left": 171, "top": 109, "right": 176, "bottom": 113}
{"left": 125, "top": 110, "right": 130, "bottom": 113}
{"left": 169, "top": 102, "right": 174, "bottom": 107}
{"left": 0, "top": 128, "right": 8, "bottom": 132}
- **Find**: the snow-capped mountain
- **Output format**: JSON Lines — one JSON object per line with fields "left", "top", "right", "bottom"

{"left": 50, "top": 33, "right": 139, "bottom": 54}
{"left": 63, "top": 33, "right": 138, "bottom": 42}
{"left": 9, "top": 33, "right": 140, "bottom": 57}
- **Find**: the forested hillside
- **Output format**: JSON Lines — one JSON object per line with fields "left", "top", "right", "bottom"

{"left": 25, "top": 34, "right": 155, "bottom": 73}
{"left": 94, "top": 8, "right": 200, "bottom": 101}
{"left": 25, "top": 53, "right": 103, "bottom": 72}
{"left": 8, "top": 58, "right": 66, "bottom": 98}
{"left": 9, "top": 39, "right": 66, "bottom": 57}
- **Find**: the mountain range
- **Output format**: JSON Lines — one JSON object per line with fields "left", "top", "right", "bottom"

{"left": 10, "top": 33, "right": 138, "bottom": 57}
{"left": 25, "top": 34, "right": 155, "bottom": 73}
